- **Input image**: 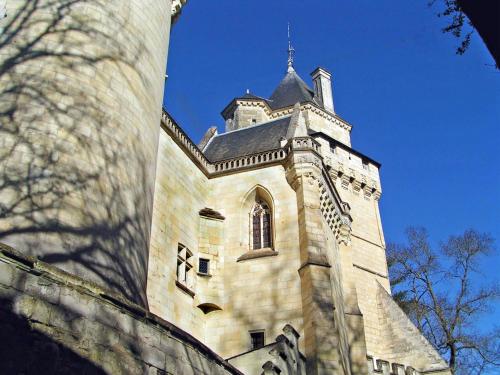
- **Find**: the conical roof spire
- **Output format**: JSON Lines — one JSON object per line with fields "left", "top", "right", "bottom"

{"left": 287, "top": 22, "right": 295, "bottom": 72}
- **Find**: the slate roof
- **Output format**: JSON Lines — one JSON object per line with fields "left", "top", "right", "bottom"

{"left": 267, "top": 69, "right": 319, "bottom": 110}
{"left": 203, "top": 116, "right": 292, "bottom": 162}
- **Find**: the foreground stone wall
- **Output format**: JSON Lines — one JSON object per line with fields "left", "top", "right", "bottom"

{"left": 0, "top": 0, "right": 172, "bottom": 307}
{"left": 0, "top": 242, "right": 242, "bottom": 375}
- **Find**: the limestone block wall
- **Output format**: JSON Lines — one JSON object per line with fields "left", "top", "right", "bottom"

{"left": 341, "top": 190, "right": 389, "bottom": 356}
{"left": 0, "top": 243, "right": 243, "bottom": 375}
{"left": 197, "top": 214, "right": 225, "bottom": 309}
{"left": 374, "top": 284, "right": 450, "bottom": 373}
{"left": 315, "top": 142, "right": 390, "bottom": 357}
{"left": 147, "top": 130, "right": 210, "bottom": 340}
{"left": 0, "top": 0, "right": 173, "bottom": 307}
{"left": 303, "top": 108, "right": 352, "bottom": 146}
{"left": 226, "top": 104, "right": 270, "bottom": 132}
{"left": 207, "top": 166, "right": 304, "bottom": 359}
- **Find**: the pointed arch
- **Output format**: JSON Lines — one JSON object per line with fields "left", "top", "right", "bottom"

{"left": 241, "top": 185, "right": 275, "bottom": 251}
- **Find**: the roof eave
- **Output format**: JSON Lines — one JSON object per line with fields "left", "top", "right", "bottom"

{"left": 220, "top": 97, "right": 272, "bottom": 120}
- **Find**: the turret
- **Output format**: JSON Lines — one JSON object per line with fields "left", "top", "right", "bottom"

{"left": 221, "top": 91, "right": 270, "bottom": 132}
{"left": 0, "top": 0, "right": 186, "bottom": 307}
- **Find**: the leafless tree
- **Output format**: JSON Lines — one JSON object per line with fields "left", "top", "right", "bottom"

{"left": 387, "top": 228, "right": 500, "bottom": 374}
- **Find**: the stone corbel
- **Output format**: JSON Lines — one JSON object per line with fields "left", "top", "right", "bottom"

{"left": 352, "top": 179, "right": 362, "bottom": 194}
{"left": 340, "top": 173, "right": 350, "bottom": 190}
{"left": 303, "top": 171, "right": 319, "bottom": 187}
{"left": 363, "top": 184, "right": 372, "bottom": 199}
{"left": 338, "top": 222, "right": 352, "bottom": 245}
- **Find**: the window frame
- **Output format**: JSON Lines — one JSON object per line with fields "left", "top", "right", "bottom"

{"left": 176, "top": 244, "right": 194, "bottom": 290}
{"left": 198, "top": 257, "right": 210, "bottom": 276}
{"left": 249, "top": 330, "right": 265, "bottom": 350}
{"left": 250, "top": 200, "right": 272, "bottom": 251}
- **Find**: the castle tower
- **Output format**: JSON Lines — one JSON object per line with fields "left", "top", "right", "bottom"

{"left": 0, "top": 1, "right": 182, "bottom": 306}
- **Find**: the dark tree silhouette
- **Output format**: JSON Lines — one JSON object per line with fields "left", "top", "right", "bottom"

{"left": 430, "top": 0, "right": 500, "bottom": 68}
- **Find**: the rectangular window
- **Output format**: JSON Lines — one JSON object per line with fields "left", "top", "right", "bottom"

{"left": 199, "top": 258, "right": 209, "bottom": 275}
{"left": 176, "top": 244, "right": 193, "bottom": 288}
{"left": 250, "top": 331, "right": 265, "bottom": 350}
{"left": 362, "top": 160, "right": 369, "bottom": 171}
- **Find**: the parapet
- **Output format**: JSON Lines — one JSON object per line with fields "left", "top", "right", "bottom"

{"left": 0, "top": 242, "right": 243, "bottom": 375}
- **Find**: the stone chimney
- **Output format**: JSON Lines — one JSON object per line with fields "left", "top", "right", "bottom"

{"left": 311, "top": 67, "right": 334, "bottom": 114}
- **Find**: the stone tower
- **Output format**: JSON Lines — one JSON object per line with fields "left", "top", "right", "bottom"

{"left": 0, "top": 0, "right": 179, "bottom": 306}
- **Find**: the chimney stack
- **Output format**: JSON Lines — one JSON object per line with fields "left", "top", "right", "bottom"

{"left": 311, "top": 67, "right": 334, "bottom": 114}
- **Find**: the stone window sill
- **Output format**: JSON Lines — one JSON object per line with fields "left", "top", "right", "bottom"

{"left": 175, "top": 281, "right": 195, "bottom": 298}
{"left": 197, "top": 272, "right": 212, "bottom": 278}
{"left": 237, "top": 248, "right": 278, "bottom": 262}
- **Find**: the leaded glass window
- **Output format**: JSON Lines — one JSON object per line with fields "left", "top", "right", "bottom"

{"left": 251, "top": 201, "right": 271, "bottom": 250}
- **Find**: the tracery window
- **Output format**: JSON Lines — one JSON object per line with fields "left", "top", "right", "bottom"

{"left": 252, "top": 200, "right": 272, "bottom": 249}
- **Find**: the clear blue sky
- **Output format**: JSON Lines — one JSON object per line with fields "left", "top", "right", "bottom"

{"left": 164, "top": 0, "right": 499, "bottom": 329}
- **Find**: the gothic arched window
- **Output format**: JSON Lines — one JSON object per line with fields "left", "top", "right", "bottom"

{"left": 252, "top": 200, "right": 272, "bottom": 249}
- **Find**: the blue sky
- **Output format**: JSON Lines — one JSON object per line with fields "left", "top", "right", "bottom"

{"left": 164, "top": 0, "right": 499, "bottom": 331}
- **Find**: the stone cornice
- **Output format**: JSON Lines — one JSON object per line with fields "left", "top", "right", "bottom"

{"left": 221, "top": 98, "right": 271, "bottom": 119}
{"left": 162, "top": 111, "right": 291, "bottom": 177}
{"left": 221, "top": 99, "right": 352, "bottom": 133}
{"left": 325, "top": 158, "right": 382, "bottom": 201}
{"left": 161, "top": 111, "right": 213, "bottom": 176}
{"left": 301, "top": 103, "right": 352, "bottom": 131}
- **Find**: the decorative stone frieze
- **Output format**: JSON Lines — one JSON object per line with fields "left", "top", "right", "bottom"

{"left": 213, "top": 148, "right": 287, "bottom": 174}
{"left": 326, "top": 158, "right": 382, "bottom": 200}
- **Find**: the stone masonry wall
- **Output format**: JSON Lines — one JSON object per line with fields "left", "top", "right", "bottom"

{"left": 0, "top": 0, "right": 173, "bottom": 307}
{"left": 0, "top": 242, "right": 243, "bottom": 375}
{"left": 148, "top": 124, "right": 306, "bottom": 360}
{"left": 147, "top": 129, "right": 210, "bottom": 340}
{"left": 207, "top": 166, "right": 304, "bottom": 359}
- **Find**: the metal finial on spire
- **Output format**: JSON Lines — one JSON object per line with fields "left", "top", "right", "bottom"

{"left": 287, "top": 22, "right": 295, "bottom": 72}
